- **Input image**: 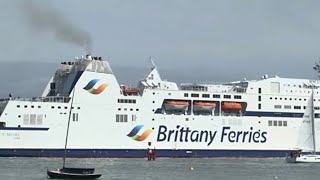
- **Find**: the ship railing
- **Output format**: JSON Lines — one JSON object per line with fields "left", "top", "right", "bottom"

{"left": 1, "top": 96, "right": 71, "bottom": 103}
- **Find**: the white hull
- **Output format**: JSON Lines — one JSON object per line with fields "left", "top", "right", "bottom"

{"left": 286, "top": 154, "right": 320, "bottom": 163}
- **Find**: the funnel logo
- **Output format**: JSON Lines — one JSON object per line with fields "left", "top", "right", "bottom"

{"left": 127, "top": 125, "right": 152, "bottom": 141}
{"left": 83, "top": 79, "right": 108, "bottom": 95}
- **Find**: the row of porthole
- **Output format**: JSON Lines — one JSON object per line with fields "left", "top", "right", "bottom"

{"left": 17, "top": 105, "right": 80, "bottom": 109}
{"left": 270, "top": 97, "right": 320, "bottom": 101}
{"left": 118, "top": 108, "right": 139, "bottom": 111}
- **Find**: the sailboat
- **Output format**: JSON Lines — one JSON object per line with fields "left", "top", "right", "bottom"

{"left": 286, "top": 88, "right": 320, "bottom": 163}
{"left": 47, "top": 88, "right": 102, "bottom": 179}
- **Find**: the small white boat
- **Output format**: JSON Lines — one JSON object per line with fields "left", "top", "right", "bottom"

{"left": 286, "top": 153, "right": 320, "bottom": 163}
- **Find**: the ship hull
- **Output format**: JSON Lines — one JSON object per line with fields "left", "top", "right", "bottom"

{"left": 0, "top": 148, "right": 295, "bottom": 158}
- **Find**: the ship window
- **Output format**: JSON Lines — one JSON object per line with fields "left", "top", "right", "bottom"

{"left": 213, "top": 94, "right": 220, "bottom": 98}
{"left": 258, "top": 96, "right": 261, "bottom": 101}
{"left": 202, "top": 94, "right": 210, "bottom": 98}
{"left": 64, "top": 106, "right": 68, "bottom": 109}
{"left": 274, "top": 105, "right": 281, "bottom": 109}
{"left": 224, "top": 95, "right": 231, "bottom": 99}
{"left": 133, "top": 100, "right": 136, "bottom": 103}
{"left": 77, "top": 107, "right": 80, "bottom": 109}
{"left": 268, "top": 120, "right": 272, "bottom": 126}
{"left": 258, "top": 104, "right": 261, "bottom": 109}
{"left": 258, "top": 88, "right": 261, "bottom": 94}
{"left": 24, "top": 105, "right": 27, "bottom": 108}
{"left": 30, "top": 114, "right": 36, "bottom": 125}
{"left": 294, "top": 106, "right": 301, "bottom": 109}
{"left": 270, "top": 97, "right": 272, "bottom": 100}
{"left": 278, "top": 121, "right": 283, "bottom": 126}
{"left": 38, "top": 106, "right": 41, "bottom": 108}
{"left": 117, "top": 99, "right": 120, "bottom": 103}
{"left": 124, "top": 108, "right": 127, "bottom": 111}
{"left": 58, "top": 106, "right": 61, "bottom": 109}
{"left": 285, "top": 98, "right": 287, "bottom": 100}
{"left": 30, "top": 105, "right": 34, "bottom": 108}
{"left": 184, "top": 93, "right": 188, "bottom": 97}
{"left": 23, "top": 114, "right": 29, "bottom": 125}
{"left": 51, "top": 106, "right": 54, "bottom": 109}
{"left": 191, "top": 93, "right": 199, "bottom": 97}
{"left": 303, "top": 106, "right": 306, "bottom": 109}
{"left": 0, "top": 122, "right": 5, "bottom": 128}
{"left": 234, "top": 95, "right": 241, "bottom": 99}
{"left": 17, "top": 105, "right": 20, "bottom": 108}
{"left": 315, "top": 107, "right": 320, "bottom": 110}
{"left": 118, "top": 108, "right": 121, "bottom": 111}
{"left": 284, "top": 105, "right": 291, "bottom": 109}
{"left": 124, "top": 115, "right": 128, "bottom": 122}
{"left": 130, "top": 108, "right": 133, "bottom": 111}
{"left": 283, "top": 121, "right": 287, "bottom": 126}
{"left": 136, "top": 109, "right": 139, "bottom": 111}
{"left": 124, "top": 99, "right": 128, "bottom": 103}
{"left": 273, "top": 121, "right": 277, "bottom": 126}
{"left": 116, "top": 114, "right": 119, "bottom": 122}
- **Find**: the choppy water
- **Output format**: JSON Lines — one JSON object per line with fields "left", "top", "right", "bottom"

{"left": 0, "top": 157, "right": 319, "bottom": 180}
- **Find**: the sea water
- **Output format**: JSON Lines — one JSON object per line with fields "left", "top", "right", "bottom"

{"left": 0, "top": 157, "right": 319, "bottom": 180}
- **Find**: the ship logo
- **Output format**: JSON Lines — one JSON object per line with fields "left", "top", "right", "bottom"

{"left": 127, "top": 125, "right": 152, "bottom": 141}
{"left": 83, "top": 79, "right": 108, "bottom": 95}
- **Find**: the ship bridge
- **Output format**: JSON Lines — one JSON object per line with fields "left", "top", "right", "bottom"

{"left": 42, "top": 55, "right": 113, "bottom": 97}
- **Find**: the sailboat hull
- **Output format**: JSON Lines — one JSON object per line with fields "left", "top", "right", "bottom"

{"left": 47, "top": 168, "right": 101, "bottom": 179}
{"left": 286, "top": 154, "right": 320, "bottom": 163}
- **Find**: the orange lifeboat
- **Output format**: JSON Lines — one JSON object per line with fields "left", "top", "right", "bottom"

{"left": 193, "top": 101, "right": 216, "bottom": 112}
{"left": 222, "top": 102, "right": 242, "bottom": 111}
{"left": 121, "top": 85, "right": 139, "bottom": 95}
{"left": 164, "top": 100, "right": 189, "bottom": 111}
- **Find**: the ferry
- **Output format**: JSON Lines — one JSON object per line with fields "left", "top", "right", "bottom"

{"left": 0, "top": 54, "right": 318, "bottom": 158}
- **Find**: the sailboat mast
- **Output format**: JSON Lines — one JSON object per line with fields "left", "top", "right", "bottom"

{"left": 63, "top": 88, "right": 76, "bottom": 168}
{"left": 311, "top": 89, "right": 316, "bottom": 154}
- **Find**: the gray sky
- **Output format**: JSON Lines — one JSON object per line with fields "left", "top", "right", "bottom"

{"left": 0, "top": 0, "right": 320, "bottom": 97}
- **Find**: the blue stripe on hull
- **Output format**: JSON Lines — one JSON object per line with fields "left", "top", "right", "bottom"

{"left": 0, "top": 149, "right": 294, "bottom": 158}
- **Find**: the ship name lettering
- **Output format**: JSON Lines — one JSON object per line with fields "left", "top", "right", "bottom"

{"left": 221, "top": 127, "right": 267, "bottom": 143}
{"left": 157, "top": 125, "right": 217, "bottom": 146}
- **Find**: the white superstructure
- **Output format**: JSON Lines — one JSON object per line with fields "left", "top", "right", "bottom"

{"left": 0, "top": 55, "right": 319, "bottom": 157}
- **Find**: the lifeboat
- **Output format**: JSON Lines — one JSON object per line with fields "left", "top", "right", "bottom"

{"left": 222, "top": 102, "right": 242, "bottom": 111}
{"left": 164, "top": 100, "right": 189, "bottom": 111}
{"left": 121, "top": 85, "right": 139, "bottom": 95}
{"left": 193, "top": 101, "right": 216, "bottom": 112}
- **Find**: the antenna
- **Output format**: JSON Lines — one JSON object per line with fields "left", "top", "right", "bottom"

{"left": 149, "top": 56, "right": 156, "bottom": 70}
